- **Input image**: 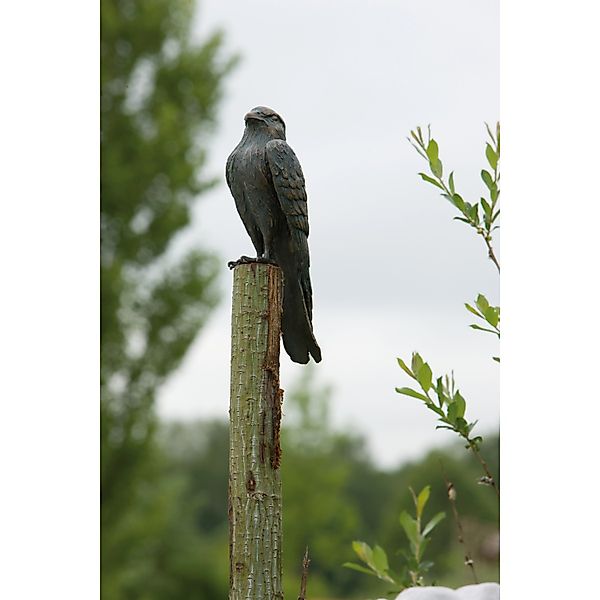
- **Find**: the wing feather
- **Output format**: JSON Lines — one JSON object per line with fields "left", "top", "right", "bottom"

{"left": 265, "top": 139, "right": 309, "bottom": 237}
{"left": 265, "top": 138, "right": 314, "bottom": 319}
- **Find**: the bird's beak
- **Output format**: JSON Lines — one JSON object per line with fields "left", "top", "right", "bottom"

{"left": 244, "top": 111, "right": 265, "bottom": 124}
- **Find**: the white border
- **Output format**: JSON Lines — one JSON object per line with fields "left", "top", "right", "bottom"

{"left": 0, "top": 2, "right": 99, "bottom": 598}
{"left": 502, "top": 1, "right": 600, "bottom": 597}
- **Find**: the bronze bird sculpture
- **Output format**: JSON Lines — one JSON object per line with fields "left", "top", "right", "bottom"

{"left": 226, "top": 106, "right": 321, "bottom": 364}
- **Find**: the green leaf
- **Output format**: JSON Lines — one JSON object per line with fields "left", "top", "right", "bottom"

{"left": 485, "top": 122, "right": 495, "bottom": 145}
{"left": 417, "top": 536, "right": 430, "bottom": 561}
{"left": 352, "top": 540, "right": 373, "bottom": 565}
{"left": 427, "top": 403, "right": 446, "bottom": 418}
{"left": 481, "top": 197, "right": 492, "bottom": 220}
{"left": 397, "top": 357, "right": 415, "bottom": 379}
{"left": 372, "top": 545, "right": 390, "bottom": 573}
{"left": 409, "top": 139, "right": 428, "bottom": 160}
{"left": 418, "top": 172, "right": 443, "bottom": 189}
{"left": 417, "top": 363, "right": 433, "bottom": 392}
{"left": 431, "top": 159, "right": 443, "bottom": 179}
{"left": 435, "top": 377, "right": 445, "bottom": 407}
{"left": 496, "top": 121, "right": 501, "bottom": 153}
{"left": 436, "top": 424, "right": 457, "bottom": 432}
{"left": 486, "top": 143, "right": 498, "bottom": 170}
{"left": 455, "top": 417, "right": 468, "bottom": 433}
{"left": 492, "top": 356, "right": 500, "bottom": 363}
{"left": 447, "top": 401, "right": 457, "bottom": 423}
{"left": 343, "top": 562, "right": 376, "bottom": 576}
{"left": 469, "top": 324, "right": 498, "bottom": 335}
{"left": 475, "top": 294, "right": 489, "bottom": 314}
{"left": 453, "top": 391, "right": 466, "bottom": 419}
{"left": 449, "top": 171, "right": 455, "bottom": 194}
{"left": 481, "top": 169, "right": 494, "bottom": 190}
{"left": 465, "top": 202, "right": 479, "bottom": 224}
{"left": 399, "top": 511, "right": 420, "bottom": 547}
{"left": 411, "top": 352, "right": 424, "bottom": 376}
{"left": 395, "top": 387, "right": 430, "bottom": 402}
{"left": 426, "top": 139, "right": 439, "bottom": 162}
{"left": 485, "top": 306, "right": 499, "bottom": 327}
{"left": 422, "top": 512, "right": 446, "bottom": 537}
{"left": 465, "top": 303, "right": 482, "bottom": 317}
{"left": 452, "top": 193, "right": 465, "bottom": 212}
{"left": 416, "top": 486, "right": 431, "bottom": 518}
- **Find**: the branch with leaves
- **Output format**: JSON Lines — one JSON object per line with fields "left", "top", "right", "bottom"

{"left": 466, "top": 293, "right": 500, "bottom": 363}
{"left": 396, "top": 353, "right": 499, "bottom": 499}
{"left": 408, "top": 124, "right": 500, "bottom": 272}
{"left": 344, "top": 485, "right": 445, "bottom": 593}
{"left": 466, "top": 293, "right": 500, "bottom": 339}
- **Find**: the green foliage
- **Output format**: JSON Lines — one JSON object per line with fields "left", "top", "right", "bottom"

{"left": 344, "top": 541, "right": 397, "bottom": 585}
{"left": 381, "top": 126, "right": 502, "bottom": 592}
{"left": 399, "top": 124, "right": 501, "bottom": 491}
{"left": 381, "top": 124, "right": 502, "bottom": 589}
{"left": 345, "top": 485, "right": 446, "bottom": 592}
{"left": 465, "top": 293, "right": 500, "bottom": 339}
{"left": 101, "top": 1, "right": 236, "bottom": 596}
{"left": 396, "top": 355, "right": 482, "bottom": 452}
{"left": 409, "top": 123, "right": 501, "bottom": 272}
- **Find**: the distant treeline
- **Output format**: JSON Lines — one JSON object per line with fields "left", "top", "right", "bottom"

{"left": 104, "top": 370, "right": 499, "bottom": 599}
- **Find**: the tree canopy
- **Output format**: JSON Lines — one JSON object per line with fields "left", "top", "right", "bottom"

{"left": 100, "top": 1, "right": 235, "bottom": 595}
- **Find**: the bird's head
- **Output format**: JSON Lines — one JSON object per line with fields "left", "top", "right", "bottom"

{"left": 244, "top": 106, "right": 286, "bottom": 140}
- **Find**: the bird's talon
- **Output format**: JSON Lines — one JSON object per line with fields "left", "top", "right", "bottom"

{"left": 227, "top": 255, "right": 253, "bottom": 269}
{"left": 227, "top": 255, "right": 278, "bottom": 270}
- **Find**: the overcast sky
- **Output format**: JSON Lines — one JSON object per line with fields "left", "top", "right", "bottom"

{"left": 157, "top": 0, "right": 500, "bottom": 469}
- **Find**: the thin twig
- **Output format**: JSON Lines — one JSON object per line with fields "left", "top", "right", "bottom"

{"left": 439, "top": 462, "right": 479, "bottom": 585}
{"left": 469, "top": 444, "right": 500, "bottom": 500}
{"left": 483, "top": 236, "right": 500, "bottom": 272}
{"left": 298, "top": 546, "right": 311, "bottom": 600}
{"left": 420, "top": 387, "right": 500, "bottom": 501}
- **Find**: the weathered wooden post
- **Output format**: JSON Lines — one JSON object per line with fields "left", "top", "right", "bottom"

{"left": 229, "top": 262, "right": 284, "bottom": 599}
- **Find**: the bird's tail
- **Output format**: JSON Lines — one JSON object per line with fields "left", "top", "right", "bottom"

{"left": 276, "top": 235, "right": 321, "bottom": 364}
{"left": 281, "top": 275, "right": 321, "bottom": 364}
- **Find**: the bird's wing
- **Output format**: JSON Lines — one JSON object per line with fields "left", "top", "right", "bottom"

{"left": 265, "top": 139, "right": 309, "bottom": 238}
{"left": 266, "top": 138, "right": 314, "bottom": 320}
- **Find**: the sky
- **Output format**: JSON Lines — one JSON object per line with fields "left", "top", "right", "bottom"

{"left": 157, "top": 0, "right": 500, "bottom": 469}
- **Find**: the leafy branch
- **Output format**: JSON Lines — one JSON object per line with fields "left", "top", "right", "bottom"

{"left": 344, "top": 485, "right": 445, "bottom": 592}
{"left": 396, "top": 353, "right": 499, "bottom": 499}
{"left": 408, "top": 124, "right": 500, "bottom": 272}
{"left": 466, "top": 293, "right": 500, "bottom": 362}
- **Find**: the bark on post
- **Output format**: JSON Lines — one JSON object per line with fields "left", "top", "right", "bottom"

{"left": 229, "top": 262, "right": 284, "bottom": 600}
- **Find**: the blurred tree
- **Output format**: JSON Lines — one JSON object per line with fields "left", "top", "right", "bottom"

{"left": 100, "top": 1, "right": 235, "bottom": 596}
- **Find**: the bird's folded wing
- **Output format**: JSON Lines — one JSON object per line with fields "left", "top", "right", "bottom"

{"left": 265, "top": 139, "right": 309, "bottom": 238}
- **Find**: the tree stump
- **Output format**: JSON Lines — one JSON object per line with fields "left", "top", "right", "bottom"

{"left": 229, "top": 262, "right": 284, "bottom": 599}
